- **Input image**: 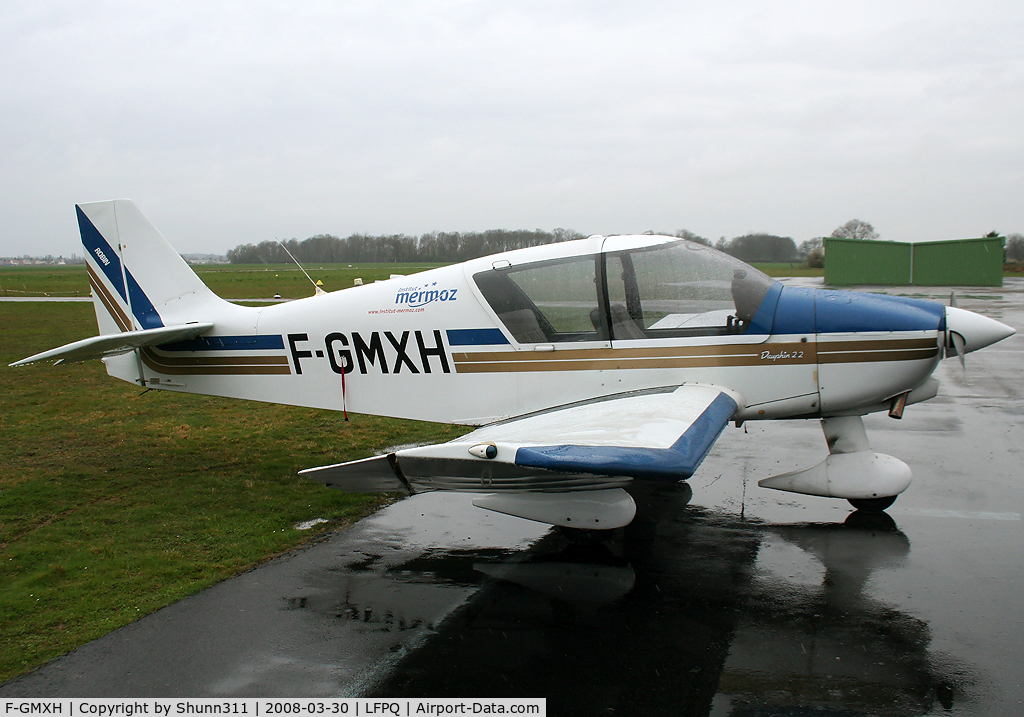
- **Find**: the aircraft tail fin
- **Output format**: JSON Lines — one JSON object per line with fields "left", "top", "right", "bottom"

{"left": 77, "top": 199, "right": 228, "bottom": 333}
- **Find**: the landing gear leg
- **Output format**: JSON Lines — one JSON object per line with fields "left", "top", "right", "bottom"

{"left": 759, "top": 415, "right": 912, "bottom": 505}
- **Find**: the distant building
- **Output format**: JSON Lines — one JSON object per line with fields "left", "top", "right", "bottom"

{"left": 824, "top": 236, "right": 1005, "bottom": 286}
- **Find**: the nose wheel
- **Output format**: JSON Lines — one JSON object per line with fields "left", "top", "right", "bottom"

{"left": 848, "top": 495, "right": 897, "bottom": 512}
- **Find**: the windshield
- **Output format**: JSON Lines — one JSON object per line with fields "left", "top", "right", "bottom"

{"left": 605, "top": 240, "right": 775, "bottom": 339}
{"left": 473, "top": 239, "right": 776, "bottom": 344}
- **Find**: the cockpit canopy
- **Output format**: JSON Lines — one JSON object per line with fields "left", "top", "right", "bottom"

{"left": 473, "top": 237, "right": 777, "bottom": 344}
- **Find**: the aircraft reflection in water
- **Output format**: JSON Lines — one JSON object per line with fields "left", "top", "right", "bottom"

{"left": 336, "top": 487, "right": 972, "bottom": 716}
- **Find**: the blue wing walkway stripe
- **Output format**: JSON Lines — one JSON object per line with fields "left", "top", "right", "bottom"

{"left": 513, "top": 392, "right": 738, "bottom": 481}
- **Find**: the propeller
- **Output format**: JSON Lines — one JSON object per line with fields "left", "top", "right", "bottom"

{"left": 943, "top": 303, "right": 1015, "bottom": 384}
{"left": 949, "top": 330, "right": 967, "bottom": 383}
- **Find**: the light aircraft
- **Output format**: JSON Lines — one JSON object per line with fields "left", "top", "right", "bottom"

{"left": 12, "top": 200, "right": 1015, "bottom": 532}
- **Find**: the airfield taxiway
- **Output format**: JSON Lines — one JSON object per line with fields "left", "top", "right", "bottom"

{"left": 3, "top": 281, "right": 1023, "bottom": 715}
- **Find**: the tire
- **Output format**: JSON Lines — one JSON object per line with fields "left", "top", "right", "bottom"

{"left": 848, "top": 495, "right": 898, "bottom": 512}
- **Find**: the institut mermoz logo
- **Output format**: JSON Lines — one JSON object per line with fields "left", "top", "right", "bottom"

{"left": 394, "top": 282, "right": 458, "bottom": 309}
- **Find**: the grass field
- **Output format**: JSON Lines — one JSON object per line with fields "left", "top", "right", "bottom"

{"left": 751, "top": 262, "right": 823, "bottom": 277}
{"left": 0, "top": 261, "right": 820, "bottom": 302}
{"left": 0, "top": 298, "right": 468, "bottom": 683}
{"left": 0, "top": 263, "right": 446, "bottom": 300}
{"left": 6, "top": 260, "right": 1024, "bottom": 301}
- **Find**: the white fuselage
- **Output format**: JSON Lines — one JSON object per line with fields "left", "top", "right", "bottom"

{"left": 113, "top": 238, "right": 943, "bottom": 426}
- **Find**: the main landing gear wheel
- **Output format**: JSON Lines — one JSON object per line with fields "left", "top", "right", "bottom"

{"left": 848, "top": 495, "right": 898, "bottom": 512}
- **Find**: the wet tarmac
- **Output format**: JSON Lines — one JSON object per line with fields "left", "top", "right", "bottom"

{"left": 3, "top": 282, "right": 1023, "bottom": 715}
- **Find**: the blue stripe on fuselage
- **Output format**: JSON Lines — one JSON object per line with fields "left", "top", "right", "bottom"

{"left": 447, "top": 328, "right": 510, "bottom": 346}
{"left": 158, "top": 335, "right": 286, "bottom": 351}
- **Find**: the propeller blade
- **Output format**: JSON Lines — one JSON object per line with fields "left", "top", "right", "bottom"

{"left": 951, "top": 331, "right": 967, "bottom": 384}
{"left": 949, "top": 291, "right": 957, "bottom": 308}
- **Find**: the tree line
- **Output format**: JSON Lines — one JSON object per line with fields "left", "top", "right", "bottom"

{"left": 1005, "top": 234, "right": 1024, "bottom": 264}
{"left": 226, "top": 228, "right": 587, "bottom": 265}
{"left": 226, "top": 218, "right": 1023, "bottom": 267}
{"left": 225, "top": 226, "right": 810, "bottom": 265}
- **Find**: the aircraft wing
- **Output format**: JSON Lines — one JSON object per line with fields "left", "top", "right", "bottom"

{"left": 9, "top": 323, "right": 215, "bottom": 367}
{"left": 301, "top": 384, "right": 742, "bottom": 493}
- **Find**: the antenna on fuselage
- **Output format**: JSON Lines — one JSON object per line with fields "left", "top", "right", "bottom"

{"left": 278, "top": 239, "right": 326, "bottom": 296}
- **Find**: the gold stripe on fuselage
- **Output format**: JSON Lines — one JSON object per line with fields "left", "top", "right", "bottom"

{"left": 141, "top": 348, "right": 292, "bottom": 375}
{"left": 452, "top": 337, "right": 939, "bottom": 373}
{"left": 817, "top": 337, "right": 940, "bottom": 364}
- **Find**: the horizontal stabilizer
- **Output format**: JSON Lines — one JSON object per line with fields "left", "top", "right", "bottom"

{"left": 9, "top": 323, "right": 214, "bottom": 367}
{"left": 299, "top": 454, "right": 411, "bottom": 494}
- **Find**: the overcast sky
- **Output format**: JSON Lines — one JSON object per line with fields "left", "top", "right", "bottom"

{"left": 2, "top": 1, "right": 1022, "bottom": 256}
